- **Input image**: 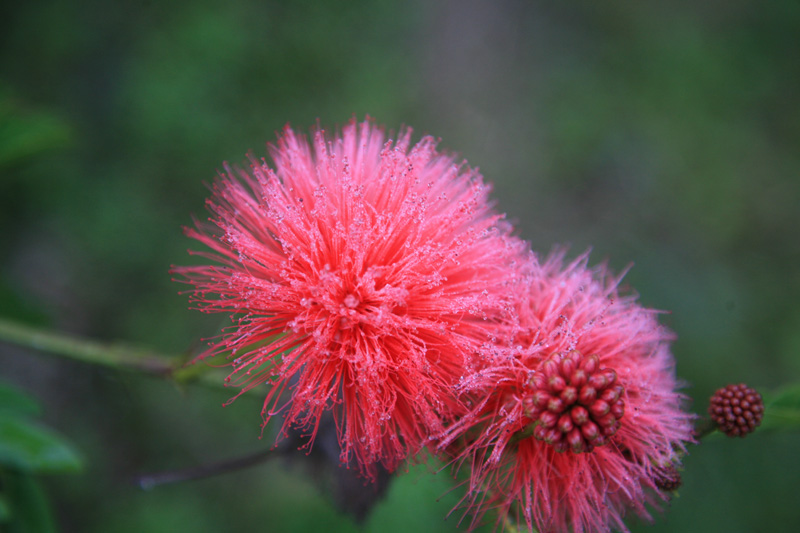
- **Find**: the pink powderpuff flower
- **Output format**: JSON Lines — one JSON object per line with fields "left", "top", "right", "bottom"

{"left": 173, "top": 118, "right": 528, "bottom": 476}
{"left": 439, "top": 251, "right": 694, "bottom": 532}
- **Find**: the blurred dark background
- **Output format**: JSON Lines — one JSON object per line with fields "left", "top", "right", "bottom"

{"left": 1, "top": 1, "right": 799, "bottom": 531}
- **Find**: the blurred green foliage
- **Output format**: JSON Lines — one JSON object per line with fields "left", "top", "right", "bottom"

{"left": 762, "top": 384, "right": 800, "bottom": 431}
{"left": 0, "top": 382, "right": 83, "bottom": 533}
{"left": 1, "top": 0, "right": 799, "bottom": 531}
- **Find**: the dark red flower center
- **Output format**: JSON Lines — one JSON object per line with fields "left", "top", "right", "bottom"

{"left": 522, "top": 350, "right": 625, "bottom": 453}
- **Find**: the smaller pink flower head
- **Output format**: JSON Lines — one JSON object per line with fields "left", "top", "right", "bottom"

{"left": 173, "top": 118, "right": 528, "bottom": 475}
{"left": 440, "top": 251, "right": 694, "bottom": 532}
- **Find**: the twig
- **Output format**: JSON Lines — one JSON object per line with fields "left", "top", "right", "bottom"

{"left": 0, "top": 317, "right": 218, "bottom": 386}
{"left": 137, "top": 447, "right": 277, "bottom": 490}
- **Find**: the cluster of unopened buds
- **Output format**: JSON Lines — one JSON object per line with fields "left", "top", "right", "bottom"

{"left": 523, "top": 350, "right": 625, "bottom": 453}
{"left": 709, "top": 383, "right": 764, "bottom": 437}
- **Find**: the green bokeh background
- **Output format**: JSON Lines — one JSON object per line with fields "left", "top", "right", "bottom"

{"left": 1, "top": 1, "right": 799, "bottom": 531}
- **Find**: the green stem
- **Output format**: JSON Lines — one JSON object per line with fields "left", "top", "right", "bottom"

{"left": 693, "top": 416, "right": 718, "bottom": 440}
{"left": 0, "top": 317, "right": 205, "bottom": 384}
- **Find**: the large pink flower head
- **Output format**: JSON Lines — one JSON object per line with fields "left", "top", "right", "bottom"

{"left": 174, "top": 118, "right": 528, "bottom": 475}
{"left": 440, "top": 251, "right": 694, "bottom": 532}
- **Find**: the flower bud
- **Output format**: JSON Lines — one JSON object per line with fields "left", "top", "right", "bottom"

{"left": 523, "top": 350, "right": 627, "bottom": 453}
{"left": 709, "top": 383, "right": 764, "bottom": 437}
{"left": 653, "top": 464, "right": 682, "bottom": 492}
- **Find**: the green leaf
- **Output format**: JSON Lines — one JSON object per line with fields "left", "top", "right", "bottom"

{"left": 1, "top": 469, "right": 57, "bottom": 533}
{"left": 0, "top": 493, "right": 10, "bottom": 522}
{"left": 0, "top": 384, "right": 42, "bottom": 417}
{"left": 0, "top": 414, "right": 83, "bottom": 473}
{"left": 761, "top": 383, "right": 800, "bottom": 430}
{"left": 0, "top": 90, "right": 70, "bottom": 169}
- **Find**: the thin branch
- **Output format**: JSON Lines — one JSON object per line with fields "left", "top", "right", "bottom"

{"left": 0, "top": 317, "right": 177, "bottom": 373}
{"left": 137, "top": 447, "right": 277, "bottom": 490}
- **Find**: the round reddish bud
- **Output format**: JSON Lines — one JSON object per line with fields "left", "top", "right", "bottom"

{"left": 542, "top": 358, "right": 559, "bottom": 377}
{"left": 522, "top": 396, "right": 537, "bottom": 417}
{"left": 558, "top": 413, "right": 574, "bottom": 433}
{"left": 530, "top": 373, "right": 547, "bottom": 390}
{"left": 524, "top": 351, "right": 626, "bottom": 453}
{"left": 571, "top": 406, "right": 589, "bottom": 426}
{"left": 579, "top": 385, "right": 597, "bottom": 404}
{"left": 709, "top": 383, "right": 764, "bottom": 437}
{"left": 653, "top": 464, "right": 683, "bottom": 492}
{"left": 561, "top": 386, "right": 578, "bottom": 404}
{"left": 548, "top": 375, "right": 567, "bottom": 392}
{"left": 581, "top": 354, "right": 599, "bottom": 374}
{"left": 543, "top": 428, "right": 561, "bottom": 445}
{"left": 602, "top": 423, "right": 620, "bottom": 437}
{"left": 547, "top": 397, "right": 564, "bottom": 413}
{"left": 590, "top": 400, "right": 611, "bottom": 417}
{"left": 531, "top": 390, "right": 551, "bottom": 409}
{"left": 560, "top": 353, "right": 578, "bottom": 377}
{"left": 570, "top": 369, "right": 588, "bottom": 388}
{"left": 590, "top": 369, "right": 617, "bottom": 390}
{"left": 588, "top": 373, "right": 608, "bottom": 389}
{"left": 581, "top": 421, "right": 600, "bottom": 441}
{"left": 567, "top": 428, "right": 584, "bottom": 451}
{"left": 601, "top": 385, "right": 623, "bottom": 403}
{"left": 540, "top": 410, "right": 559, "bottom": 428}
{"left": 596, "top": 412, "right": 617, "bottom": 428}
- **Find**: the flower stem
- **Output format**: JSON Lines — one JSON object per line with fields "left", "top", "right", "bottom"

{"left": 0, "top": 317, "right": 207, "bottom": 384}
{"left": 693, "top": 417, "right": 717, "bottom": 440}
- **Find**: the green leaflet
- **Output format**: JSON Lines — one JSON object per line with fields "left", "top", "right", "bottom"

{"left": 0, "top": 384, "right": 42, "bottom": 418}
{"left": 0, "top": 470, "right": 57, "bottom": 533}
{"left": 0, "top": 88, "right": 71, "bottom": 170}
{"left": 761, "top": 383, "right": 800, "bottom": 430}
{"left": 0, "top": 382, "right": 83, "bottom": 532}
{"left": 0, "top": 383, "right": 81, "bottom": 474}
{"left": 0, "top": 415, "right": 83, "bottom": 474}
